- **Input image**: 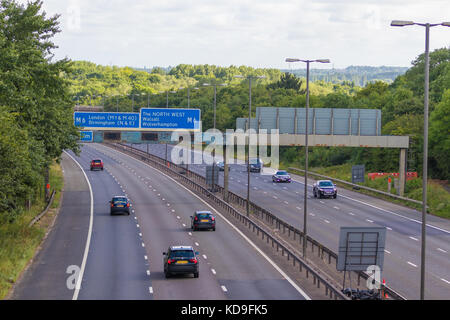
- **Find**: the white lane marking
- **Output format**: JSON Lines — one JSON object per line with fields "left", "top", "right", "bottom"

{"left": 366, "top": 219, "right": 374, "bottom": 223}
{"left": 144, "top": 255, "right": 148, "bottom": 260}
{"left": 211, "top": 269, "right": 216, "bottom": 275}
{"left": 333, "top": 206, "right": 340, "bottom": 210}
{"left": 146, "top": 270, "right": 150, "bottom": 276}
{"left": 407, "top": 261, "right": 418, "bottom": 268}
{"left": 202, "top": 254, "right": 207, "bottom": 260}
{"left": 320, "top": 201, "right": 324, "bottom": 204}
{"left": 441, "top": 278, "right": 450, "bottom": 285}
{"left": 188, "top": 232, "right": 192, "bottom": 236}
{"left": 348, "top": 212, "right": 355, "bottom": 216}
{"left": 195, "top": 242, "right": 199, "bottom": 246}
{"left": 141, "top": 242, "right": 145, "bottom": 247}
{"left": 99, "top": 143, "right": 312, "bottom": 300}
{"left": 149, "top": 287, "right": 153, "bottom": 294}
{"left": 386, "top": 227, "right": 392, "bottom": 231}
{"left": 171, "top": 209, "right": 175, "bottom": 212}
{"left": 137, "top": 224, "right": 140, "bottom": 227}
{"left": 139, "top": 233, "right": 142, "bottom": 237}
{"left": 334, "top": 191, "right": 450, "bottom": 235}
{"left": 177, "top": 216, "right": 180, "bottom": 219}
{"left": 264, "top": 191, "right": 267, "bottom": 194}
{"left": 284, "top": 201, "right": 289, "bottom": 205}
{"left": 323, "top": 219, "right": 330, "bottom": 224}
{"left": 273, "top": 196, "right": 278, "bottom": 199}
{"left": 296, "top": 207, "right": 302, "bottom": 210}
{"left": 309, "top": 213, "right": 315, "bottom": 216}
{"left": 409, "top": 236, "right": 419, "bottom": 241}
{"left": 437, "top": 248, "right": 447, "bottom": 253}
{"left": 64, "top": 151, "right": 94, "bottom": 301}
{"left": 221, "top": 285, "right": 228, "bottom": 293}
{"left": 182, "top": 223, "right": 186, "bottom": 227}
{"left": 384, "top": 249, "right": 391, "bottom": 254}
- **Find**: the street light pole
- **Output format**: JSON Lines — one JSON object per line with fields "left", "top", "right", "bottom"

{"left": 285, "top": 58, "right": 330, "bottom": 258}
{"left": 390, "top": 19, "right": 449, "bottom": 300}
{"left": 234, "top": 75, "right": 265, "bottom": 216}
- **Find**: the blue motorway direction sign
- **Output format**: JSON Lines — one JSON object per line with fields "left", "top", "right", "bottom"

{"left": 140, "top": 108, "right": 201, "bottom": 130}
{"left": 74, "top": 112, "right": 140, "bottom": 129}
{"left": 80, "top": 131, "right": 93, "bottom": 142}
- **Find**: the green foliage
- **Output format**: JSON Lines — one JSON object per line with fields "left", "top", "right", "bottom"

{"left": 429, "top": 89, "right": 450, "bottom": 179}
{"left": 0, "top": 0, "right": 79, "bottom": 221}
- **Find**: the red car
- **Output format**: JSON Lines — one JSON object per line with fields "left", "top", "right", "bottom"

{"left": 90, "top": 159, "right": 104, "bottom": 171}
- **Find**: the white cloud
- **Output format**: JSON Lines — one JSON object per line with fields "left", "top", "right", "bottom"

{"left": 15, "top": 0, "right": 450, "bottom": 69}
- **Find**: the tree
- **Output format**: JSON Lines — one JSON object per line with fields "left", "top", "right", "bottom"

{"left": 429, "top": 89, "right": 450, "bottom": 179}
{"left": 268, "top": 72, "right": 303, "bottom": 92}
{"left": 0, "top": 0, "right": 79, "bottom": 210}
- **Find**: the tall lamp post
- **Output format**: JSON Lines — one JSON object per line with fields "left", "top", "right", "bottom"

{"left": 234, "top": 75, "right": 266, "bottom": 215}
{"left": 179, "top": 86, "right": 200, "bottom": 109}
{"left": 390, "top": 20, "right": 450, "bottom": 300}
{"left": 203, "top": 82, "right": 227, "bottom": 191}
{"left": 285, "top": 58, "right": 330, "bottom": 258}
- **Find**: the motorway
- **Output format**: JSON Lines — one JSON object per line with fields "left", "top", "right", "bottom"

{"left": 128, "top": 142, "right": 450, "bottom": 300}
{"left": 12, "top": 143, "right": 311, "bottom": 300}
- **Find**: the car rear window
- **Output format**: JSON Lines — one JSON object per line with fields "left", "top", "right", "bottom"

{"left": 93, "top": 160, "right": 102, "bottom": 163}
{"left": 113, "top": 197, "right": 128, "bottom": 203}
{"left": 277, "top": 171, "right": 288, "bottom": 175}
{"left": 319, "top": 181, "right": 333, "bottom": 187}
{"left": 197, "top": 213, "right": 211, "bottom": 219}
{"left": 169, "top": 250, "right": 195, "bottom": 258}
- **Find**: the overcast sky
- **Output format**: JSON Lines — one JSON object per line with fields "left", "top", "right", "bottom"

{"left": 19, "top": 0, "right": 450, "bottom": 69}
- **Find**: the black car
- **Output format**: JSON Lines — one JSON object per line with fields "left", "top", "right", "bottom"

{"left": 272, "top": 170, "right": 291, "bottom": 183}
{"left": 313, "top": 180, "right": 337, "bottom": 199}
{"left": 163, "top": 246, "right": 199, "bottom": 278}
{"left": 248, "top": 158, "right": 263, "bottom": 173}
{"left": 109, "top": 196, "right": 130, "bottom": 215}
{"left": 191, "top": 211, "right": 216, "bottom": 231}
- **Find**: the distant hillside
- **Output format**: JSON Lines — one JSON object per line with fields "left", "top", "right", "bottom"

{"left": 281, "top": 66, "right": 409, "bottom": 86}
{"left": 134, "top": 65, "right": 409, "bottom": 87}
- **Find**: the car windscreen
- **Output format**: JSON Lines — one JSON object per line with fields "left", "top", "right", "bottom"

{"left": 276, "top": 171, "right": 288, "bottom": 175}
{"left": 319, "top": 181, "right": 333, "bottom": 187}
{"left": 169, "top": 250, "right": 195, "bottom": 258}
{"left": 113, "top": 197, "right": 128, "bottom": 203}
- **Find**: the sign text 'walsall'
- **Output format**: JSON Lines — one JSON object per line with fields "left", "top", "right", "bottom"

{"left": 140, "top": 108, "right": 201, "bottom": 130}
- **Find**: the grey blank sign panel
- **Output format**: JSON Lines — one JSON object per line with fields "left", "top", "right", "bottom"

{"left": 337, "top": 227, "right": 386, "bottom": 272}
{"left": 352, "top": 165, "right": 365, "bottom": 183}
{"left": 206, "top": 165, "right": 219, "bottom": 185}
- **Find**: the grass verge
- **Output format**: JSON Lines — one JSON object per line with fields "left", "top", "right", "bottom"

{"left": 0, "top": 161, "right": 64, "bottom": 299}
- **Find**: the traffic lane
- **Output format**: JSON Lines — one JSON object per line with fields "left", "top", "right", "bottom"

{"left": 93, "top": 143, "right": 308, "bottom": 300}
{"left": 72, "top": 147, "right": 151, "bottom": 300}
{"left": 87, "top": 144, "right": 226, "bottom": 299}
{"left": 10, "top": 152, "right": 90, "bottom": 300}
{"left": 135, "top": 143, "right": 450, "bottom": 298}
{"left": 237, "top": 175, "right": 450, "bottom": 296}
{"left": 207, "top": 170, "right": 450, "bottom": 299}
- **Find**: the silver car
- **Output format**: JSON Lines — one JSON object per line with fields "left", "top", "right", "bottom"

{"left": 272, "top": 170, "right": 291, "bottom": 183}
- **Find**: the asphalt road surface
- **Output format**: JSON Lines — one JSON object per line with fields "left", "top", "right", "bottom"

{"left": 13, "top": 144, "right": 311, "bottom": 300}
{"left": 128, "top": 142, "right": 450, "bottom": 300}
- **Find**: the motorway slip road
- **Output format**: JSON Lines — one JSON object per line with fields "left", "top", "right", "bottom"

{"left": 129, "top": 143, "right": 450, "bottom": 300}
{"left": 11, "top": 144, "right": 311, "bottom": 300}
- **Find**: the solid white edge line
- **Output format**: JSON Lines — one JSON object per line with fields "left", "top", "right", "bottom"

{"left": 64, "top": 151, "right": 94, "bottom": 301}
{"left": 101, "top": 144, "right": 312, "bottom": 300}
